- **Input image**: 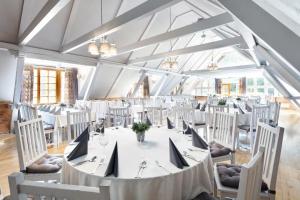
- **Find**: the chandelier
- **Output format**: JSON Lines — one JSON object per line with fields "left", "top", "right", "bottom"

{"left": 161, "top": 7, "right": 178, "bottom": 70}
{"left": 207, "top": 51, "right": 218, "bottom": 71}
{"left": 161, "top": 57, "right": 178, "bottom": 69}
{"left": 88, "top": 0, "right": 117, "bottom": 56}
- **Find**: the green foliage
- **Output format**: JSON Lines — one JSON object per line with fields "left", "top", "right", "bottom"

{"left": 132, "top": 122, "right": 150, "bottom": 134}
{"left": 218, "top": 99, "right": 227, "bottom": 106}
{"left": 236, "top": 97, "right": 241, "bottom": 101}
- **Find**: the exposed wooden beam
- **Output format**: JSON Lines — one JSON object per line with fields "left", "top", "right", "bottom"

{"left": 128, "top": 36, "right": 244, "bottom": 64}
{"left": 107, "top": 12, "right": 233, "bottom": 57}
{"left": 61, "top": 0, "right": 182, "bottom": 53}
{"left": 218, "top": 0, "right": 300, "bottom": 73}
{"left": 19, "top": 0, "right": 71, "bottom": 45}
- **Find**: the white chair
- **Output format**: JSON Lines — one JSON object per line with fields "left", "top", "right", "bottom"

{"left": 145, "top": 106, "right": 163, "bottom": 126}
{"left": 18, "top": 104, "right": 38, "bottom": 122}
{"left": 67, "top": 110, "right": 91, "bottom": 142}
{"left": 214, "top": 121, "right": 284, "bottom": 200}
{"left": 210, "top": 112, "right": 238, "bottom": 164}
{"left": 8, "top": 172, "right": 110, "bottom": 200}
{"left": 239, "top": 105, "right": 270, "bottom": 150}
{"left": 107, "top": 107, "right": 130, "bottom": 127}
{"left": 14, "top": 118, "right": 62, "bottom": 182}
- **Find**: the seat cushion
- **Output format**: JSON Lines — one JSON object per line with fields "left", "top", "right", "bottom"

{"left": 43, "top": 123, "right": 54, "bottom": 130}
{"left": 216, "top": 163, "right": 268, "bottom": 191}
{"left": 238, "top": 124, "right": 250, "bottom": 132}
{"left": 191, "top": 192, "right": 215, "bottom": 200}
{"left": 26, "top": 154, "right": 62, "bottom": 174}
{"left": 209, "top": 142, "right": 232, "bottom": 158}
{"left": 194, "top": 122, "right": 206, "bottom": 126}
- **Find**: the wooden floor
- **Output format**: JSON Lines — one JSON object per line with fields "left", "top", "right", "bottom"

{"left": 0, "top": 109, "right": 299, "bottom": 199}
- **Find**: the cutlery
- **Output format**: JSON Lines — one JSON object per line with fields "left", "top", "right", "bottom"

{"left": 73, "top": 156, "right": 97, "bottom": 166}
{"left": 155, "top": 160, "right": 172, "bottom": 174}
{"left": 183, "top": 151, "right": 199, "bottom": 162}
{"left": 139, "top": 161, "right": 148, "bottom": 178}
{"left": 188, "top": 147, "right": 206, "bottom": 152}
{"left": 135, "top": 160, "right": 147, "bottom": 178}
{"left": 91, "top": 158, "right": 105, "bottom": 174}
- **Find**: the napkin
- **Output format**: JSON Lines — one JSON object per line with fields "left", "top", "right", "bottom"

{"left": 49, "top": 107, "right": 56, "bottom": 114}
{"left": 182, "top": 120, "right": 188, "bottom": 130}
{"left": 169, "top": 138, "right": 189, "bottom": 169}
{"left": 146, "top": 116, "right": 152, "bottom": 126}
{"left": 55, "top": 107, "right": 61, "bottom": 115}
{"left": 238, "top": 106, "right": 245, "bottom": 114}
{"left": 104, "top": 142, "right": 119, "bottom": 177}
{"left": 67, "top": 136, "right": 88, "bottom": 161}
{"left": 192, "top": 128, "right": 208, "bottom": 150}
{"left": 245, "top": 104, "right": 252, "bottom": 112}
{"left": 183, "top": 125, "right": 192, "bottom": 135}
{"left": 123, "top": 117, "right": 128, "bottom": 128}
{"left": 200, "top": 102, "right": 207, "bottom": 111}
{"left": 167, "top": 117, "right": 175, "bottom": 129}
{"left": 233, "top": 103, "right": 238, "bottom": 109}
{"left": 44, "top": 106, "right": 51, "bottom": 112}
{"left": 74, "top": 127, "right": 89, "bottom": 142}
{"left": 195, "top": 103, "right": 200, "bottom": 109}
{"left": 101, "top": 126, "right": 105, "bottom": 133}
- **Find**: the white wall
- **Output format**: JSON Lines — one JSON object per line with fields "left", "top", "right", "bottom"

{"left": 0, "top": 50, "right": 17, "bottom": 102}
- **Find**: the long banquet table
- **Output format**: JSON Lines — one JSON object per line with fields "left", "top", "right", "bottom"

{"left": 62, "top": 127, "right": 214, "bottom": 200}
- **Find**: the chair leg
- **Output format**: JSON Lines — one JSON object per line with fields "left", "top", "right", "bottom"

{"left": 231, "top": 153, "right": 235, "bottom": 164}
{"left": 213, "top": 179, "right": 218, "bottom": 197}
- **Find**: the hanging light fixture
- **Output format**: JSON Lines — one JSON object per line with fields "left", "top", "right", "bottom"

{"left": 88, "top": 0, "right": 117, "bottom": 56}
{"left": 207, "top": 51, "right": 218, "bottom": 71}
{"left": 161, "top": 7, "right": 178, "bottom": 70}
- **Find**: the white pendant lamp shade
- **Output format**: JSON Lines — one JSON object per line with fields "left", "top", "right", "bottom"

{"left": 88, "top": 42, "right": 99, "bottom": 55}
{"left": 109, "top": 44, "right": 117, "bottom": 56}
{"left": 99, "top": 42, "right": 111, "bottom": 54}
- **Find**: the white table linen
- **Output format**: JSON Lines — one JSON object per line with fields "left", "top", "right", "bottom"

{"left": 62, "top": 127, "right": 214, "bottom": 200}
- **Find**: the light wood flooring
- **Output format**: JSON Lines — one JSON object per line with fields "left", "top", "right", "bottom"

{"left": 0, "top": 109, "right": 299, "bottom": 199}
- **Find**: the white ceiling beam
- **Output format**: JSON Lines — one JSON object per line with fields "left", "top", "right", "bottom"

{"left": 218, "top": 0, "right": 300, "bottom": 73}
{"left": 107, "top": 12, "right": 233, "bottom": 57}
{"left": 128, "top": 36, "right": 244, "bottom": 64}
{"left": 61, "top": 0, "right": 182, "bottom": 53}
{"left": 19, "top": 0, "right": 71, "bottom": 45}
{"left": 83, "top": 63, "right": 100, "bottom": 100}
{"left": 184, "top": 64, "right": 260, "bottom": 76}
{"left": 131, "top": 71, "right": 147, "bottom": 98}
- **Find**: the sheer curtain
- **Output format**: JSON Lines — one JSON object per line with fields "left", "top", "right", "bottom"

{"left": 64, "top": 68, "right": 78, "bottom": 105}
{"left": 21, "top": 65, "right": 34, "bottom": 104}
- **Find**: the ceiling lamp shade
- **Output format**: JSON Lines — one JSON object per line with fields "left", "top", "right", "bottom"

{"left": 109, "top": 44, "right": 117, "bottom": 56}
{"left": 88, "top": 41, "right": 99, "bottom": 55}
{"left": 99, "top": 41, "right": 111, "bottom": 54}
{"left": 161, "top": 57, "right": 178, "bottom": 70}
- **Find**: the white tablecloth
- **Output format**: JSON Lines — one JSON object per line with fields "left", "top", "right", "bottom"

{"left": 62, "top": 127, "right": 214, "bottom": 200}
{"left": 194, "top": 110, "right": 251, "bottom": 126}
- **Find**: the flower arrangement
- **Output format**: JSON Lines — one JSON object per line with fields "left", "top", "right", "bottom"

{"left": 236, "top": 97, "right": 241, "bottom": 101}
{"left": 132, "top": 122, "right": 150, "bottom": 134}
{"left": 218, "top": 99, "right": 227, "bottom": 106}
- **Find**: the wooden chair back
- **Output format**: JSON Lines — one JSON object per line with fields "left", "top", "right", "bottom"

{"left": 8, "top": 172, "right": 110, "bottom": 200}
{"left": 237, "top": 147, "right": 265, "bottom": 200}
{"left": 252, "top": 121, "right": 284, "bottom": 192}
{"left": 67, "top": 110, "right": 91, "bottom": 142}
{"left": 14, "top": 118, "right": 48, "bottom": 171}
{"left": 211, "top": 112, "right": 238, "bottom": 150}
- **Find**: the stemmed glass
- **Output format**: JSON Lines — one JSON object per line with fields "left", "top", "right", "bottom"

{"left": 99, "top": 133, "right": 109, "bottom": 163}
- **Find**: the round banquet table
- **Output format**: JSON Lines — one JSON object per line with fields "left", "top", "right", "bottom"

{"left": 62, "top": 127, "right": 214, "bottom": 200}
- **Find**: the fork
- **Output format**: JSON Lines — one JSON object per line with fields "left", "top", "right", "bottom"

{"left": 183, "top": 151, "right": 199, "bottom": 162}
{"left": 91, "top": 158, "right": 105, "bottom": 174}
{"left": 155, "top": 160, "right": 172, "bottom": 174}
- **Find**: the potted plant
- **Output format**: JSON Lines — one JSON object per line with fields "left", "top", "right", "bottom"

{"left": 132, "top": 122, "right": 150, "bottom": 142}
{"left": 218, "top": 99, "right": 227, "bottom": 106}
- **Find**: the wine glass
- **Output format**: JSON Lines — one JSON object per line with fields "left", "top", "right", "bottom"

{"left": 99, "top": 133, "right": 109, "bottom": 162}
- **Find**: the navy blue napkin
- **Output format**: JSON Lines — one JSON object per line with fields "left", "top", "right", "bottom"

{"left": 200, "top": 102, "right": 207, "bottom": 111}
{"left": 169, "top": 138, "right": 189, "bottom": 169}
{"left": 233, "top": 103, "right": 238, "bottom": 109}
{"left": 67, "top": 137, "right": 88, "bottom": 161}
{"left": 192, "top": 128, "right": 208, "bottom": 150}
{"left": 182, "top": 120, "right": 188, "bottom": 130}
{"left": 146, "top": 116, "right": 152, "bottom": 126}
{"left": 104, "top": 142, "right": 119, "bottom": 177}
{"left": 245, "top": 104, "right": 252, "bottom": 112}
{"left": 74, "top": 127, "right": 89, "bottom": 142}
{"left": 195, "top": 103, "right": 200, "bottom": 109}
{"left": 238, "top": 105, "right": 245, "bottom": 114}
{"left": 167, "top": 117, "right": 175, "bottom": 129}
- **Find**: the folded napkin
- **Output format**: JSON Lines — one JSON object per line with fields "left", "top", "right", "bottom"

{"left": 167, "top": 117, "right": 175, "bottom": 129}
{"left": 245, "top": 104, "right": 252, "bottom": 112}
{"left": 200, "top": 102, "right": 207, "bottom": 111}
{"left": 55, "top": 107, "right": 61, "bottom": 115}
{"left": 169, "top": 138, "right": 189, "bottom": 169}
{"left": 146, "top": 116, "right": 152, "bottom": 126}
{"left": 104, "top": 142, "right": 119, "bottom": 177}
{"left": 183, "top": 125, "right": 192, "bottom": 135}
{"left": 238, "top": 106, "right": 245, "bottom": 114}
{"left": 192, "top": 128, "right": 208, "bottom": 150}
{"left": 123, "top": 117, "right": 128, "bottom": 128}
{"left": 195, "top": 103, "right": 200, "bottom": 109}
{"left": 49, "top": 107, "right": 56, "bottom": 114}
{"left": 74, "top": 127, "right": 89, "bottom": 142}
{"left": 182, "top": 120, "right": 188, "bottom": 130}
{"left": 101, "top": 126, "right": 105, "bottom": 133}
{"left": 44, "top": 106, "right": 51, "bottom": 112}
{"left": 233, "top": 103, "right": 238, "bottom": 109}
{"left": 67, "top": 136, "right": 88, "bottom": 161}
